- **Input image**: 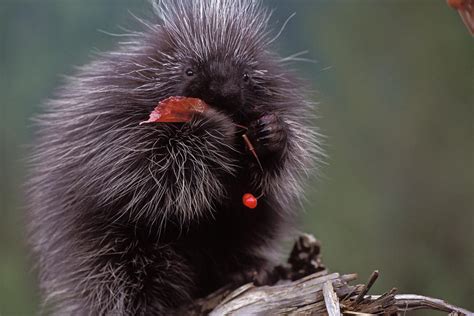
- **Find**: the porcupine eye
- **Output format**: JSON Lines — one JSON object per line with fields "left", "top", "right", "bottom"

{"left": 242, "top": 73, "right": 250, "bottom": 83}
{"left": 185, "top": 68, "right": 194, "bottom": 77}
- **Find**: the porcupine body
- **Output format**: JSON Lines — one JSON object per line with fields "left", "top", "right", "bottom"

{"left": 27, "top": 0, "right": 321, "bottom": 314}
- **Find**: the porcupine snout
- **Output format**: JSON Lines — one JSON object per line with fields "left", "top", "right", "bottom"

{"left": 208, "top": 80, "right": 241, "bottom": 109}
{"left": 184, "top": 59, "right": 245, "bottom": 115}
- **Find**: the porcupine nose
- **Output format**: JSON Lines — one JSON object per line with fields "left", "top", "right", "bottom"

{"left": 208, "top": 80, "right": 241, "bottom": 112}
{"left": 209, "top": 80, "right": 240, "bottom": 98}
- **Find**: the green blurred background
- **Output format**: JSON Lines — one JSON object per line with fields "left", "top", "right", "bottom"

{"left": 1, "top": 0, "right": 472, "bottom": 314}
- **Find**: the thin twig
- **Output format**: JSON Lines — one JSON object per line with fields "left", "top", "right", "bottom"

{"left": 242, "top": 134, "right": 263, "bottom": 172}
{"left": 355, "top": 270, "right": 379, "bottom": 303}
{"left": 368, "top": 294, "right": 473, "bottom": 315}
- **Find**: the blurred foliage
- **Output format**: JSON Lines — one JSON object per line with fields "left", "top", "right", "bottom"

{"left": 1, "top": 0, "right": 472, "bottom": 314}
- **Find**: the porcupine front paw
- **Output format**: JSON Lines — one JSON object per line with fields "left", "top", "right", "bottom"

{"left": 247, "top": 114, "right": 288, "bottom": 159}
{"left": 231, "top": 266, "right": 279, "bottom": 287}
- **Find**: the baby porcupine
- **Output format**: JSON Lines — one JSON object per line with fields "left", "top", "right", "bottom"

{"left": 27, "top": 0, "right": 322, "bottom": 314}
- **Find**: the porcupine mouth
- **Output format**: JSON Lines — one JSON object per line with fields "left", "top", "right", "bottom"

{"left": 189, "top": 94, "right": 248, "bottom": 125}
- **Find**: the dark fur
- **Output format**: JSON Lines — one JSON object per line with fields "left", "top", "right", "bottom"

{"left": 27, "top": 0, "right": 321, "bottom": 314}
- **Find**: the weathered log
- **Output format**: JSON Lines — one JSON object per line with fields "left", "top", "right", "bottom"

{"left": 183, "top": 234, "right": 472, "bottom": 315}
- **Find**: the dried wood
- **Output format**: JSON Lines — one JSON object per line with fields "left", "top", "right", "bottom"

{"left": 184, "top": 234, "right": 473, "bottom": 315}
{"left": 323, "top": 281, "right": 341, "bottom": 316}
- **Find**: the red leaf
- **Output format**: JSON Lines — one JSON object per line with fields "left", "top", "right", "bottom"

{"left": 140, "top": 96, "right": 209, "bottom": 124}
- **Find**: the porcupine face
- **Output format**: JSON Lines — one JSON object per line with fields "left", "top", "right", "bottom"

{"left": 155, "top": 0, "right": 274, "bottom": 121}
{"left": 179, "top": 58, "right": 251, "bottom": 117}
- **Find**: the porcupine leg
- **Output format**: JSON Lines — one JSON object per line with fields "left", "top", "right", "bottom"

{"left": 114, "top": 242, "right": 196, "bottom": 315}
{"left": 49, "top": 236, "right": 195, "bottom": 315}
{"left": 229, "top": 263, "right": 280, "bottom": 286}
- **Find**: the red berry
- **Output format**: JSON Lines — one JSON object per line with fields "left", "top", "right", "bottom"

{"left": 242, "top": 193, "right": 258, "bottom": 209}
